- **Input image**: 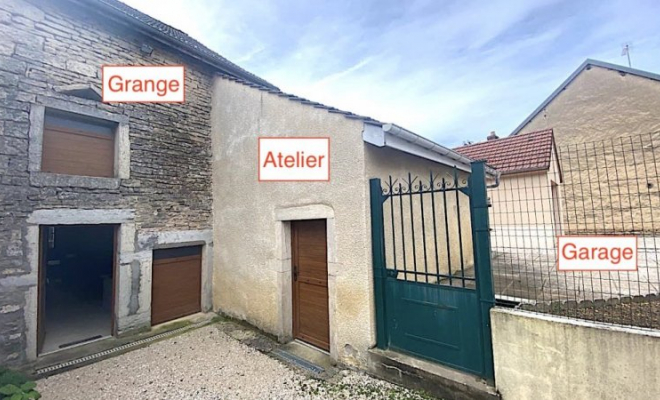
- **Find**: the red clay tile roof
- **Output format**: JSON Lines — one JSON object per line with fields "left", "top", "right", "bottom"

{"left": 454, "top": 129, "right": 555, "bottom": 174}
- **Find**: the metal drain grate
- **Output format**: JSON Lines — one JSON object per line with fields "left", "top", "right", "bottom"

{"left": 36, "top": 320, "right": 209, "bottom": 376}
{"left": 271, "top": 348, "right": 325, "bottom": 375}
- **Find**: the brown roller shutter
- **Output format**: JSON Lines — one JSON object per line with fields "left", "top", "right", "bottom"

{"left": 151, "top": 246, "right": 202, "bottom": 326}
{"left": 41, "top": 110, "right": 116, "bottom": 178}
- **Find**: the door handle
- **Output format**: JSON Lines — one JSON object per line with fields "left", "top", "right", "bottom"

{"left": 293, "top": 265, "right": 299, "bottom": 281}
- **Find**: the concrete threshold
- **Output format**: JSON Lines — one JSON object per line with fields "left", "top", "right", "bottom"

{"left": 271, "top": 340, "right": 338, "bottom": 378}
{"left": 32, "top": 312, "right": 217, "bottom": 378}
{"left": 367, "top": 348, "right": 500, "bottom": 400}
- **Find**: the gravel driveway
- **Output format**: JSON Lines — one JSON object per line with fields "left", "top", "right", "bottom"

{"left": 38, "top": 323, "right": 434, "bottom": 400}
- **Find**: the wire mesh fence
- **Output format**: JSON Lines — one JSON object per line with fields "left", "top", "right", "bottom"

{"left": 489, "top": 131, "right": 660, "bottom": 329}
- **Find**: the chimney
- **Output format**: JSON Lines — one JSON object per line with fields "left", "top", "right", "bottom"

{"left": 487, "top": 131, "right": 499, "bottom": 141}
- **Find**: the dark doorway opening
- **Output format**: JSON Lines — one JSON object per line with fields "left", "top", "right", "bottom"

{"left": 38, "top": 224, "right": 116, "bottom": 354}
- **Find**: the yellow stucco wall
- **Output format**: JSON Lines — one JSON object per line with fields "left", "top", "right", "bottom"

{"left": 211, "top": 77, "right": 371, "bottom": 364}
{"left": 211, "top": 77, "right": 475, "bottom": 365}
{"left": 490, "top": 172, "right": 554, "bottom": 226}
{"left": 518, "top": 65, "right": 660, "bottom": 233}
{"left": 489, "top": 145, "right": 562, "bottom": 226}
{"left": 487, "top": 145, "right": 563, "bottom": 251}
{"left": 519, "top": 65, "right": 660, "bottom": 145}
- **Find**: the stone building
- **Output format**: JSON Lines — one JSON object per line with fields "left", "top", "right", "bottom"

{"left": 0, "top": 0, "right": 272, "bottom": 366}
{"left": 1, "top": 0, "right": 484, "bottom": 372}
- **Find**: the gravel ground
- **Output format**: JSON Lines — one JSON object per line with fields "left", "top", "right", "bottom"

{"left": 38, "top": 324, "right": 434, "bottom": 400}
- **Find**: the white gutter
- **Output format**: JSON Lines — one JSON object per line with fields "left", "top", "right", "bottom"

{"left": 363, "top": 123, "right": 500, "bottom": 184}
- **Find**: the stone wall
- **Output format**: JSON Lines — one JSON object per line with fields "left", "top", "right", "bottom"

{"left": 0, "top": 0, "right": 213, "bottom": 366}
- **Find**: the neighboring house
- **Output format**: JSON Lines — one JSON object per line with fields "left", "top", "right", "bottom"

{"left": 510, "top": 59, "right": 660, "bottom": 145}
{"left": 510, "top": 59, "right": 660, "bottom": 234}
{"left": 454, "top": 129, "right": 562, "bottom": 248}
{"left": 1, "top": 0, "right": 480, "bottom": 370}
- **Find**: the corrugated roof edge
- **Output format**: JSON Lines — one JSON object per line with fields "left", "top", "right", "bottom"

{"left": 68, "top": 0, "right": 278, "bottom": 90}
{"left": 509, "top": 59, "right": 660, "bottom": 137}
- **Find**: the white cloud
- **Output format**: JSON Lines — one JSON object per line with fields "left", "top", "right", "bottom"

{"left": 122, "top": 0, "right": 660, "bottom": 147}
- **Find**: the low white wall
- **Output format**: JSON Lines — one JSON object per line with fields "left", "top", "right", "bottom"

{"left": 491, "top": 308, "right": 660, "bottom": 400}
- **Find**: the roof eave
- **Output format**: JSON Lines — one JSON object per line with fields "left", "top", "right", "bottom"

{"left": 509, "top": 59, "right": 660, "bottom": 137}
{"left": 500, "top": 165, "right": 551, "bottom": 176}
{"left": 363, "top": 123, "right": 498, "bottom": 177}
{"left": 68, "top": 0, "right": 278, "bottom": 90}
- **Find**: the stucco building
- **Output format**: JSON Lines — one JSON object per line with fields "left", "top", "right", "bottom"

{"left": 1, "top": 0, "right": 480, "bottom": 370}
{"left": 510, "top": 59, "right": 660, "bottom": 234}
{"left": 212, "top": 77, "right": 479, "bottom": 365}
{"left": 510, "top": 59, "right": 660, "bottom": 146}
{"left": 455, "top": 129, "right": 562, "bottom": 250}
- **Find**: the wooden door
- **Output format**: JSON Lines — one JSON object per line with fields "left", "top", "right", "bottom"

{"left": 292, "top": 220, "right": 329, "bottom": 351}
{"left": 151, "top": 246, "right": 202, "bottom": 326}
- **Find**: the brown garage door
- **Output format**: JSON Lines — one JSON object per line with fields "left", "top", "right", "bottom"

{"left": 292, "top": 220, "right": 329, "bottom": 351}
{"left": 151, "top": 246, "right": 202, "bottom": 326}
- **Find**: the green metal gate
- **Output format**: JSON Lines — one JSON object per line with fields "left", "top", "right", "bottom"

{"left": 370, "top": 161, "right": 495, "bottom": 382}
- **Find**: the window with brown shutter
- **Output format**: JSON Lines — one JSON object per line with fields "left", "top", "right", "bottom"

{"left": 41, "top": 110, "right": 117, "bottom": 178}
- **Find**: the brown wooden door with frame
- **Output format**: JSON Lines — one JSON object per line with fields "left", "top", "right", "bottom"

{"left": 292, "top": 219, "right": 330, "bottom": 351}
{"left": 151, "top": 246, "right": 202, "bottom": 326}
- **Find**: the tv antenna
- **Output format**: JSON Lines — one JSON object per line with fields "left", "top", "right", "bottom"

{"left": 621, "top": 43, "right": 632, "bottom": 68}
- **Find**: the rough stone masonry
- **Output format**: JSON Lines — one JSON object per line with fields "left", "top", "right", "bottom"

{"left": 0, "top": 0, "right": 214, "bottom": 366}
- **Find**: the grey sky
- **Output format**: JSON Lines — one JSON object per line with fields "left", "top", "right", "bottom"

{"left": 122, "top": 0, "right": 660, "bottom": 147}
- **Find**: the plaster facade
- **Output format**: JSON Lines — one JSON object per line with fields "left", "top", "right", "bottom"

{"left": 517, "top": 65, "right": 660, "bottom": 233}
{"left": 488, "top": 146, "right": 563, "bottom": 250}
{"left": 492, "top": 308, "right": 660, "bottom": 400}
{"left": 518, "top": 65, "right": 660, "bottom": 146}
{"left": 211, "top": 77, "right": 473, "bottom": 366}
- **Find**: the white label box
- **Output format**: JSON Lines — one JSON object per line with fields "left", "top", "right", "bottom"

{"left": 557, "top": 236, "right": 637, "bottom": 271}
{"left": 102, "top": 65, "right": 185, "bottom": 103}
{"left": 258, "top": 137, "right": 330, "bottom": 182}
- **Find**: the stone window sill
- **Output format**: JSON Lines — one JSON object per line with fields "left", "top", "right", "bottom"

{"left": 29, "top": 172, "right": 120, "bottom": 189}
